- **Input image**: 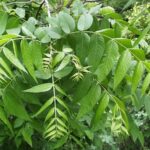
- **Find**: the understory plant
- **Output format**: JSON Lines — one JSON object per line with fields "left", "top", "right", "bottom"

{"left": 0, "top": 0, "right": 150, "bottom": 149}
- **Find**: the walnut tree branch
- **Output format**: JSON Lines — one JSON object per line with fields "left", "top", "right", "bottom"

{"left": 36, "top": 0, "right": 45, "bottom": 19}
{"left": 44, "top": 0, "right": 51, "bottom": 17}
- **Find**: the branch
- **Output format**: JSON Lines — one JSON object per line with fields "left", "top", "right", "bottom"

{"left": 36, "top": 0, "right": 45, "bottom": 19}
{"left": 6, "top": 0, "right": 32, "bottom": 5}
{"left": 83, "top": 0, "right": 100, "bottom": 3}
{"left": 66, "top": 0, "right": 74, "bottom": 8}
{"left": 44, "top": 0, "right": 51, "bottom": 17}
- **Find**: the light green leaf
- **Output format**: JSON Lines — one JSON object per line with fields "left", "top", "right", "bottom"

{"left": 89, "top": 5, "right": 101, "bottom": 15}
{"left": 130, "top": 49, "right": 145, "bottom": 61}
{"left": 6, "top": 16, "right": 21, "bottom": 35}
{"left": 35, "top": 70, "right": 51, "bottom": 80}
{"left": 77, "top": 13, "right": 93, "bottom": 31}
{"left": 15, "top": 8, "right": 25, "bottom": 18}
{"left": 95, "top": 40, "right": 119, "bottom": 82}
{"left": 56, "top": 96, "right": 69, "bottom": 111}
{"left": 57, "top": 125, "right": 68, "bottom": 133}
{"left": 91, "top": 93, "right": 109, "bottom": 131}
{"left": 54, "top": 66, "right": 73, "bottom": 79}
{"left": 22, "top": 125, "right": 33, "bottom": 147}
{"left": 46, "top": 27, "right": 62, "bottom": 39}
{"left": 115, "top": 38, "right": 132, "bottom": 49}
{"left": 57, "top": 118, "right": 67, "bottom": 129}
{"left": 114, "top": 50, "right": 132, "bottom": 89}
{"left": 45, "top": 108, "right": 55, "bottom": 121}
{"left": 3, "top": 47, "right": 27, "bottom": 73}
{"left": 12, "top": 40, "right": 19, "bottom": 57}
{"left": 44, "top": 130, "right": 56, "bottom": 139}
{"left": 24, "top": 83, "right": 53, "bottom": 93}
{"left": 53, "top": 52, "right": 65, "bottom": 67}
{"left": 58, "top": 12, "right": 75, "bottom": 34}
{"left": 0, "top": 11, "right": 8, "bottom": 35}
{"left": 33, "top": 97, "right": 54, "bottom": 117}
{"left": 142, "top": 73, "right": 150, "bottom": 95}
{"left": 63, "top": 47, "right": 73, "bottom": 53}
{"left": 55, "top": 85, "right": 67, "bottom": 96}
{"left": 100, "top": 6, "right": 115, "bottom": 15}
{"left": 0, "top": 68, "right": 10, "bottom": 79}
{"left": 0, "top": 58, "right": 13, "bottom": 77}
{"left": 44, "top": 125, "right": 56, "bottom": 134}
{"left": 132, "top": 62, "right": 144, "bottom": 93}
{"left": 34, "top": 27, "right": 51, "bottom": 43}
{"left": 21, "top": 40, "right": 36, "bottom": 81}
{"left": 55, "top": 55, "right": 70, "bottom": 72}
{"left": 46, "top": 16, "right": 59, "bottom": 27}
{"left": 46, "top": 118, "right": 55, "bottom": 130}
{"left": 0, "top": 34, "right": 17, "bottom": 46}
{"left": 22, "top": 21, "right": 35, "bottom": 38}
{"left": 113, "top": 96, "right": 126, "bottom": 111}
{"left": 77, "top": 84, "right": 101, "bottom": 119}
{"left": 57, "top": 108, "right": 68, "bottom": 121}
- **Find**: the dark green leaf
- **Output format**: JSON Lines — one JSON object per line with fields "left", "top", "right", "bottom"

{"left": 114, "top": 50, "right": 132, "bottom": 89}
{"left": 88, "top": 34, "right": 105, "bottom": 71}
{"left": 77, "top": 84, "right": 101, "bottom": 119}
{"left": 91, "top": 93, "right": 109, "bottom": 131}
{"left": 21, "top": 40, "right": 36, "bottom": 81}
{"left": 132, "top": 62, "right": 144, "bottom": 93}
{"left": 95, "top": 40, "right": 118, "bottom": 82}
{"left": 3, "top": 89, "right": 30, "bottom": 121}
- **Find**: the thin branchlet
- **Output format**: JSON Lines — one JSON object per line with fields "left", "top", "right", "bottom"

{"left": 44, "top": 0, "right": 51, "bottom": 17}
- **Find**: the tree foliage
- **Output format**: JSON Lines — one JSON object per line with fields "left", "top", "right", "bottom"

{"left": 0, "top": 0, "right": 150, "bottom": 149}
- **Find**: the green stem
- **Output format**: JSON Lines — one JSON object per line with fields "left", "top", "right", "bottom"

{"left": 51, "top": 72, "right": 58, "bottom": 134}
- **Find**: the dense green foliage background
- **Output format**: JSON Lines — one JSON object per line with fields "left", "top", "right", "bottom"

{"left": 0, "top": 0, "right": 150, "bottom": 149}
